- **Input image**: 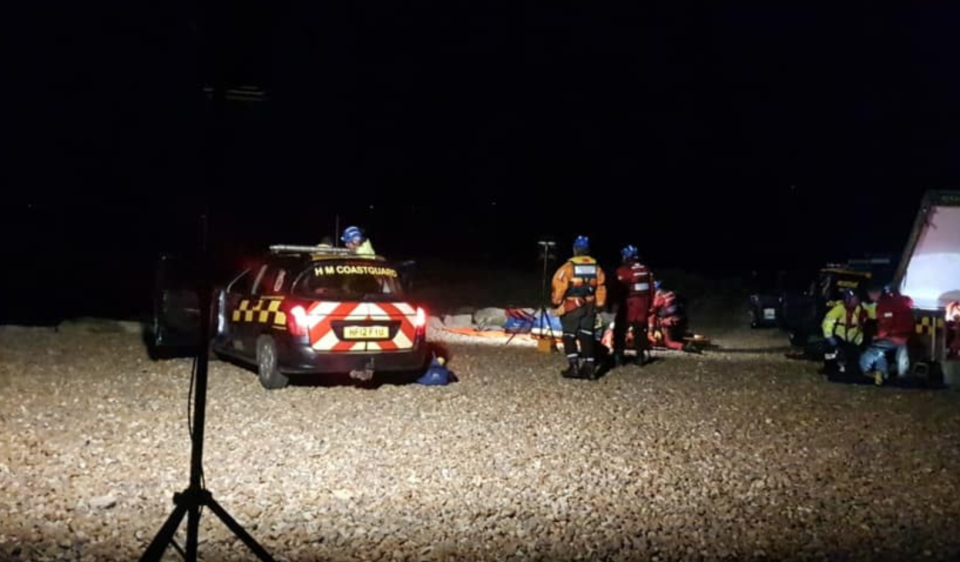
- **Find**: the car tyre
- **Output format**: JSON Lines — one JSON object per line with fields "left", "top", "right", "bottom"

{"left": 256, "top": 335, "right": 288, "bottom": 390}
{"left": 788, "top": 330, "right": 808, "bottom": 348}
{"left": 206, "top": 338, "right": 220, "bottom": 361}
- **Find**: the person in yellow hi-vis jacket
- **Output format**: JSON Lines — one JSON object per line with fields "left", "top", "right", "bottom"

{"left": 821, "top": 289, "right": 870, "bottom": 377}
{"left": 341, "top": 226, "right": 376, "bottom": 258}
{"left": 551, "top": 235, "right": 607, "bottom": 380}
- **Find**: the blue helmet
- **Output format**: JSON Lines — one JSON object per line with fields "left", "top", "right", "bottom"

{"left": 654, "top": 280, "right": 663, "bottom": 290}
{"left": 341, "top": 226, "right": 363, "bottom": 244}
{"left": 621, "top": 245, "right": 638, "bottom": 260}
{"left": 573, "top": 235, "right": 590, "bottom": 252}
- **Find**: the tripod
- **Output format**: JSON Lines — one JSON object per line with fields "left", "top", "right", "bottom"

{"left": 534, "top": 240, "right": 560, "bottom": 348}
{"left": 138, "top": 215, "right": 276, "bottom": 562}
{"left": 139, "top": 4, "right": 275, "bottom": 558}
{"left": 504, "top": 240, "right": 559, "bottom": 347}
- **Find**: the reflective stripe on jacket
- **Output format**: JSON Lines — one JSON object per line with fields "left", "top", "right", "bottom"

{"left": 616, "top": 261, "right": 655, "bottom": 299}
{"left": 822, "top": 302, "right": 868, "bottom": 345}
{"left": 552, "top": 256, "right": 607, "bottom": 308}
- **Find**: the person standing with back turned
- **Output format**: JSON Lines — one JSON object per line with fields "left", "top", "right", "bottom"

{"left": 613, "top": 244, "right": 656, "bottom": 366}
{"left": 551, "top": 235, "right": 607, "bottom": 380}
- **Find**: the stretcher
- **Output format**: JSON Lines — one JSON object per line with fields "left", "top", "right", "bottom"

{"left": 599, "top": 323, "right": 711, "bottom": 352}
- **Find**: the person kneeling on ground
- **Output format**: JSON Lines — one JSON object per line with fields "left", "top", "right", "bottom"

{"left": 648, "top": 282, "right": 698, "bottom": 353}
{"left": 821, "top": 289, "right": 869, "bottom": 379}
{"left": 860, "top": 284, "right": 915, "bottom": 385}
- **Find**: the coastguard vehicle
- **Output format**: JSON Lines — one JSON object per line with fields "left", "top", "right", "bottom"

{"left": 154, "top": 245, "right": 428, "bottom": 389}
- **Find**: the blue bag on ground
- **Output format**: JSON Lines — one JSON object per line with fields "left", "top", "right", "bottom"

{"left": 533, "top": 312, "right": 562, "bottom": 333}
{"left": 417, "top": 356, "right": 456, "bottom": 386}
{"left": 502, "top": 309, "right": 561, "bottom": 335}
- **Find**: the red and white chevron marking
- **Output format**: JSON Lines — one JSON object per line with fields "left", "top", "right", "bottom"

{"left": 305, "top": 301, "right": 417, "bottom": 352}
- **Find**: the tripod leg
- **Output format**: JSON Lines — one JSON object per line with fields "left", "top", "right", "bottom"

{"left": 205, "top": 496, "right": 277, "bottom": 562}
{"left": 170, "top": 538, "right": 187, "bottom": 561}
{"left": 139, "top": 502, "right": 189, "bottom": 562}
{"left": 185, "top": 503, "right": 201, "bottom": 562}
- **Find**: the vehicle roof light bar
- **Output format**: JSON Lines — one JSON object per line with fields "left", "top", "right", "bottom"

{"left": 269, "top": 245, "right": 358, "bottom": 255}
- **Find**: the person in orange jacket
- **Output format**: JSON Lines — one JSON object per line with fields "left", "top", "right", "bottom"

{"left": 551, "top": 235, "right": 607, "bottom": 379}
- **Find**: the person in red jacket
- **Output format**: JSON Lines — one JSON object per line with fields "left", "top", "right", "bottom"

{"left": 860, "top": 284, "right": 915, "bottom": 385}
{"left": 612, "top": 245, "right": 655, "bottom": 366}
{"left": 648, "top": 282, "right": 697, "bottom": 353}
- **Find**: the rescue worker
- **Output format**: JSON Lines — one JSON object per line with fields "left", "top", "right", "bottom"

{"left": 341, "top": 226, "right": 376, "bottom": 258}
{"left": 946, "top": 301, "right": 960, "bottom": 360}
{"left": 612, "top": 245, "right": 655, "bottom": 366}
{"left": 821, "top": 289, "right": 869, "bottom": 378}
{"left": 860, "top": 284, "right": 914, "bottom": 385}
{"left": 648, "top": 282, "right": 697, "bottom": 353}
{"left": 551, "top": 235, "right": 607, "bottom": 379}
{"left": 317, "top": 236, "right": 335, "bottom": 250}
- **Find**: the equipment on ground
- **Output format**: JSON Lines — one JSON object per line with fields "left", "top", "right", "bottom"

{"left": 417, "top": 355, "right": 455, "bottom": 385}
{"left": 509, "top": 239, "right": 560, "bottom": 351}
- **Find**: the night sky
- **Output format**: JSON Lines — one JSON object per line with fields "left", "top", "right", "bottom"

{"left": 5, "top": 3, "right": 960, "bottom": 320}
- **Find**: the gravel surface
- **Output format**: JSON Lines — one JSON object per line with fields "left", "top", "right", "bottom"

{"left": 2, "top": 325, "right": 960, "bottom": 561}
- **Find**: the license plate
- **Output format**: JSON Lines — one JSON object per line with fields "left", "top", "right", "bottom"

{"left": 763, "top": 308, "right": 776, "bottom": 320}
{"left": 343, "top": 325, "right": 389, "bottom": 340}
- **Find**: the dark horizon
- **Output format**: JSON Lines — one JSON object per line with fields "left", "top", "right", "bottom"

{"left": 5, "top": 2, "right": 959, "bottom": 322}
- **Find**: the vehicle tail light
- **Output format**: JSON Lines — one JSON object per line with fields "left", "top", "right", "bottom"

{"left": 414, "top": 306, "right": 427, "bottom": 330}
{"left": 288, "top": 305, "right": 309, "bottom": 337}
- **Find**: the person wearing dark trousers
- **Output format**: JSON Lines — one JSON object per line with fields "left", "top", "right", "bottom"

{"left": 821, "top": 289, "right": 869, "bottom": 379}
{"left": 551, "top": 235, "right": 607, "bottom": 379}
{"left": 613, "top": 244, "right": 655, "bottom": 366}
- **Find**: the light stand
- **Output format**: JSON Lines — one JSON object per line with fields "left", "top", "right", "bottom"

{"left": 138, "top": 215, "right": 276, "bottom": 562}
{"left": 504, "top": 240, "right": 559, "bottom": 347}
{"left": 535, "top": 240, "right": 560, "bottom": 348}
{"left": 138, "top": 0, "right": 276, "bottom": 559}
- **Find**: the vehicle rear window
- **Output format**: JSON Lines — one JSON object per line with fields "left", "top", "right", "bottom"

{"left": 254, "top": 265, "right": 289, "bottom": 296}
{"left": 294, "top": 261, "right": 403, "bottom": 299}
